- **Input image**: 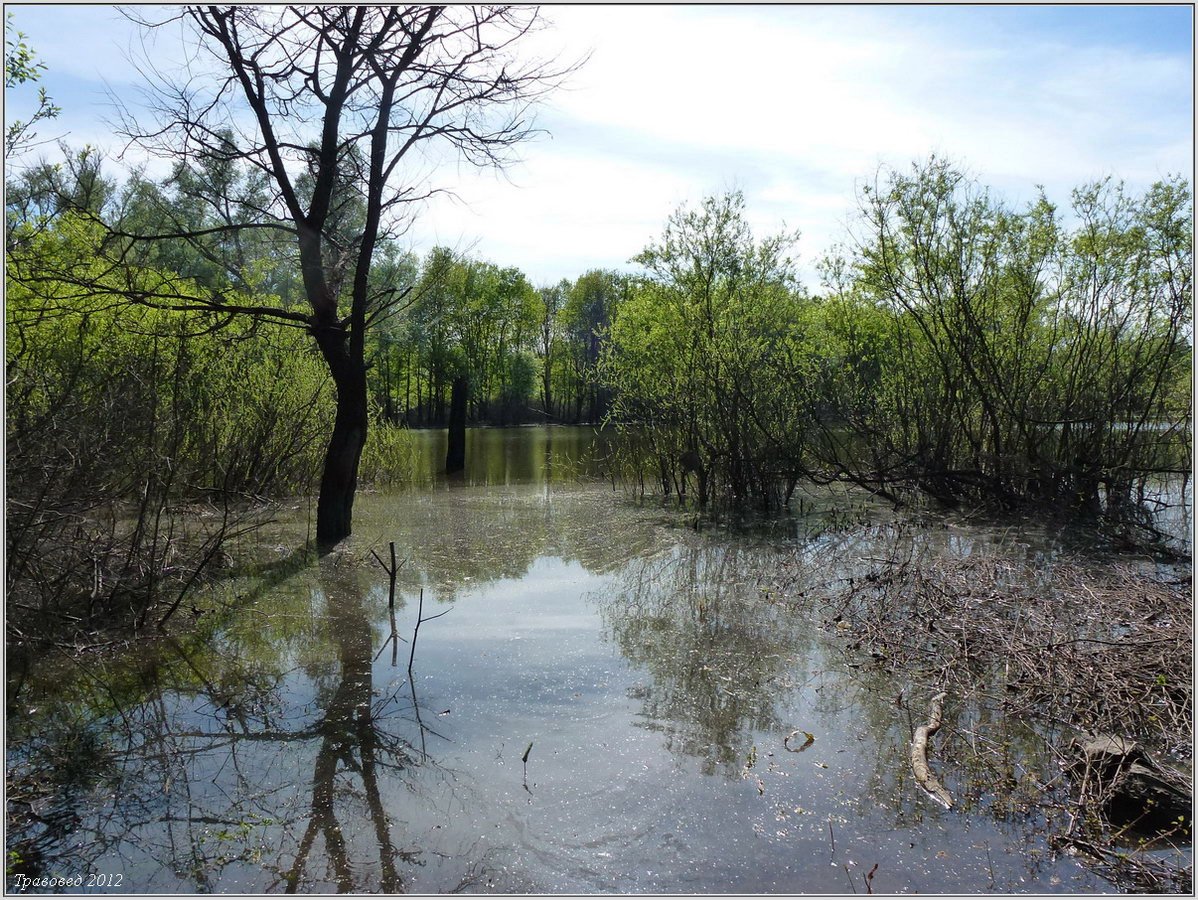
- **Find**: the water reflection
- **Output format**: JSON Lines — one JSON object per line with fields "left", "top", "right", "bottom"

{"left": 285, "top": 560, "right": 413, "bottom": 893}
{"left": 6, "top": 427, "right": 1158, "bottom": 893}
{"left": 598, "top": 540, "right": 801, "bottom": 775}
{"left": 404, "top": 426, "right": 616, "bottom": 488}
{"left": 6, "top": 559, "right": 455, "bottom": 893}
{"left": 353, "top": 483, "right": 663, "bottom": 602}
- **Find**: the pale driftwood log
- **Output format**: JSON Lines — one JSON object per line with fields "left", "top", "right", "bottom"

{"left": 911, "top": 691, "right": 953, "bottom": 809}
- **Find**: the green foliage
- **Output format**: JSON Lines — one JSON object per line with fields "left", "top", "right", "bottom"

{"left": 557, "top": 269, "right": 625, "bottom": 423}
{"left": 605, "top": 191, "right": 809, "bottom": 508}
{"left": 7, "top": 210, "right": 332, "bottom": 492}
{"left": 358, "top": 421, "right": 418, "bottom": 487}
{"left": 4, "top": 13, "right": 45, "bottom": 86}
{"left": 602, "top": 167, "right": 1189, "bottom": 530}
{"left": 6, "top": 202, "right": 332, "bottom": 635}
{"left": 534, "top": 278, "right": 570, "bottom": 417}
{"left": 371, "top": 257, "right": 625, "bottom": 428}
{"left": 500, "top": 350, "right": 538, "bottom": 418}
{"left": 4, "top": 14, "right": 60, "bottom": 157}
{"left": 372, "top": 249, "right": 544, "bottom": 425}
{"left": 115, "top": 140, "right": 296, "bottom": 299}
{"left": 816, "top": 159, "right": 1192, "bottom": 520}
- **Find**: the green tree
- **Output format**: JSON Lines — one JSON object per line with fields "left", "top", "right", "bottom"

{"left": 823, "top": 158, "right": 1191, "bottom": 523}
{"left": 560, "top": 268, "right": 625, "bottom": 423}
{"left": 534, "top": 279, "right": 570, "bottom": 418}
{"left": 364, "top": 244, "right": 421, "bottom": 423}
{"left": 606, "top": 192, "right": 808, "bottom": 507}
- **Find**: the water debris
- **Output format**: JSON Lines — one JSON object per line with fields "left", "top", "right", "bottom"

{"left": 784, "top": 729, "right": 815, "bottom": 752}
{"left": 522, "top": 741, "right": 534, "bottom": 792}
{"left": 911, "top": 691, "right": 953, "bottom": 809}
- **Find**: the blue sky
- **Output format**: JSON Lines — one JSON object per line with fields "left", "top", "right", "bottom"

{"left": 5, "top": 4, "right": 1193, "bottom": 287}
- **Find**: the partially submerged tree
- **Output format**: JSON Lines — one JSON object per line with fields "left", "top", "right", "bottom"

{"left": 605, "top": 192, "right": 807, "bottom": 508}
{"left": 112, "top": 6, "right": 570, "bottom": 545}
{"left": 815, "top": 159, "right": 1192, "bottom": 524}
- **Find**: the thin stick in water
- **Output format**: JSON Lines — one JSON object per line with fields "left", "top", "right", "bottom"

{"left": 408, "top": 588, "right": 423, "bottom": 680}
{"left": 388, "top": 541, "right": 397, "bottom": 610}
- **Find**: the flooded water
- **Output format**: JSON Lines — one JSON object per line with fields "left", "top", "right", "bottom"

{"left": 5, "top": 427, "right": 1188, "bottom": 893}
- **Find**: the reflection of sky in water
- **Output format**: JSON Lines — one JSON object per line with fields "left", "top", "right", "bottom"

{"left": 8, "top": 427, "right": 1184, "bottom": 893}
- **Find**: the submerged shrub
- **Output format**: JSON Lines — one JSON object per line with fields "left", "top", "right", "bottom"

{"left": 358, "top": 420, "right": 418, "bottom": 488}
{"left": 6, "top": 212, "right": 332, "bottom": 638}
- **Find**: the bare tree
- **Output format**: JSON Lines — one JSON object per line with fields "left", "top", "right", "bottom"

{"left": 115, "top": 5, "right": 572, "bottom": 545}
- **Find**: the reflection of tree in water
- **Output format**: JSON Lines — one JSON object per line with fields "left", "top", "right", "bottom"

{"left": 404, "top": 426, "right": 616, "bottom": 489}
{"left": 596, "top": 538, "right": 805, "bottom": 776}
{"left": 8, "top": 482, "right": 677, "bottom": 891}
{"left": 370, "top": 487, "right": 665, "bottom": 602}
{"left": 6, "top": 558, "right": 463, "bottom": 893}
{"left": 283, "top": 558, "right": 417, "bottom": 892}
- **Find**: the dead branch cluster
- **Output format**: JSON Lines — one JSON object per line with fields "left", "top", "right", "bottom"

{"left": 785, "top": 537, "right": 1192, "bottom": 891}
{"left": 6, "top": 493, "right": 268, "bottom": 652}
{"left": 817, "top": 549, "right": 1191, "bottom": 752}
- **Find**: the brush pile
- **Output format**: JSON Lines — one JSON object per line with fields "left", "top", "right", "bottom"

{"left": 784, "top": 534, "right": 1192, "bottom": 891}
{"left": 820, "top": 550, "right": 1190, "bottom": 750}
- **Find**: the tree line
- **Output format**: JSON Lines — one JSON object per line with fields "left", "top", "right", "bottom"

{"left": 368, "top": 251, "right": 624, "bottom": 429}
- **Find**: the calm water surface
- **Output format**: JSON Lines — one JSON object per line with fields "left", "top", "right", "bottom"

{"left": 6, "top": 427, "right": 1178, "bottom": 893}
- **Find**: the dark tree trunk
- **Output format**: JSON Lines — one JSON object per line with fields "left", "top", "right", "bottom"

{"left": 314, "top": 325, "right": 368, "bottom": 548}
{"left": 381, "top": 347, "right": 394, "bottom": 423}
{"left": 446, "top": 374, "right": 468, "bottom": 473}
{"left": 404, "top": 352, "right": 412, "bottom": 424}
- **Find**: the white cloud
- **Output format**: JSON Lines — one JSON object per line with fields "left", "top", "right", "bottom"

{"left": 410, "top": 148, "right": 701, "bottom": 283}
{"left": 452, "top": 5, "right": 1191, "bottom": 282}
{"left": 540, "top": 6, "right": 1190, "bottom": 183}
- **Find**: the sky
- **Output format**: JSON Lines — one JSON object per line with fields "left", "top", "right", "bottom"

{"left": 4, "top": 3, "right": 1193, "bottom": 288}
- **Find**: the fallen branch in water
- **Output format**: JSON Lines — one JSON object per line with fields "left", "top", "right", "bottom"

{"left": 911, "top": 690, "right": 953, "bottom": 809}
